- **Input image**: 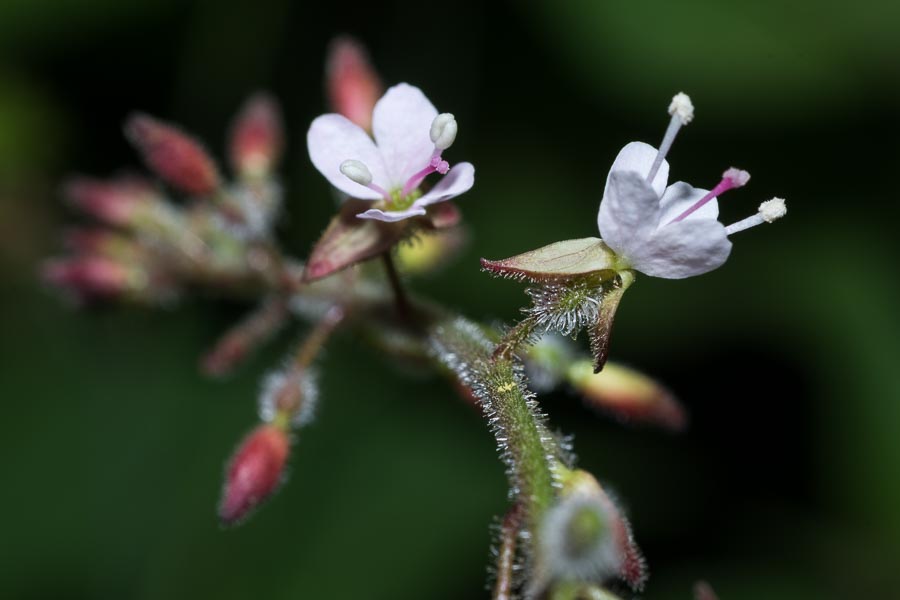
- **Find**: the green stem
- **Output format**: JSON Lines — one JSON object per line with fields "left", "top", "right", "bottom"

{"left": 381, "top": 251, "right": 411, "bottom": 318}
{"left": 430, "top": 318, "right": 557, "bottom": 536}
{"left": 492, "top": 504, "right": 522, "bottom": 600}
{"left": 492, "top": 316, "right": 539, "bottom": 362}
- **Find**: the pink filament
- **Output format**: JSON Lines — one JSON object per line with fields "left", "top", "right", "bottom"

{"left": 669, "top": 177, "right": 738, "bottom": 224}
{"left": 401, "top": 153, "right": 449, "bottom": 197}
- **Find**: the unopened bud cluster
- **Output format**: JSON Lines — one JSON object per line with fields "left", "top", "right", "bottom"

{"left": 44, "top": 96, "right": 286, "bottom": 304}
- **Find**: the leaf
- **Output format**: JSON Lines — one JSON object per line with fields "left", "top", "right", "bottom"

{"left": 303, "top": 199, "right": 407, "bottom": 281}
{"left": 481, "top": 237, "right": 618, "bottom": 283}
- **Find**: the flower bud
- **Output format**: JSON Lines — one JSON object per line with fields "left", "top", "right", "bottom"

{"left": 124, "top": 113, "right": 220, "bottom": 196}
{"left": 694, "top": 581, "right": 720, "bottom": 600}
{"left": 229, "top": 93, "right": 284, "bottom": 178}
{"left": 63, "top": 228, "right": 139, "bottom": 260}
{"left": 63, "top": 176, "right": 157, "bottom": 227}
{"left": 556, "top": 470, "right": 648, "bottom": 592}
{"left": 326, "top": 36, "right": 382, "bottom": 131}
{"left": 429, "top": 113, "right": 457, "bottom": 150}
{"left": 567, "top": 360, "right": 687, "bottom": 431}
{"left": 41, "top": 256, "right": 137, "bottom": 299}
{"left": 396, "top": 228, "right": 467, "bottom": 276}
{"left": 540, "top": 492, "right": 622, "bottom": 583}
{"left": 219, "top": 424, "right": 290, "bottom": 526}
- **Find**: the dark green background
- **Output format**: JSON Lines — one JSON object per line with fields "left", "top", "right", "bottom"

{"left": 2, "top": 1, "right": 899, "bottom": 598}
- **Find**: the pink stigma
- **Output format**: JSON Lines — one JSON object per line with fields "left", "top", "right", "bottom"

{"left": 401, "top": 153, "right": 451, "bottom": 197}
{"left": 669, "top": 168, "right": 750, "bottom": 224}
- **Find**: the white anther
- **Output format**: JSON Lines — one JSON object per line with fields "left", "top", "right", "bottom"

{"left": 339, "top": 159, "right": 373, "bottom": 185}
{"left": 668, "top": 92, "right": 694, "bottom": 125}
{"left": 725, "top": 197, "right": 787, "bottom": 235}
{"left": 759, "top": 197, "right": 787, "bottom": 223}
{"left": 430, "top": 113, "right": 457, "bottom": 150}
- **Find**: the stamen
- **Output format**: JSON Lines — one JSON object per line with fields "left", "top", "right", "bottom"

{"left": 647, "top": 92, "right": 694, "bottom": 185}
{"left": 725, "top": 197, "right": 787, "bottom": 235}
{"left": 430, "top": 113, "right": 457, "bottom": 150}
{"left": 401, "top": 155, "right": 450, "bottom": 197}
{"left": 669, "top": 167, "right": 750, "bottom": 224}
{"left": 340, "top": 159, "right": 390, "bottom": 199}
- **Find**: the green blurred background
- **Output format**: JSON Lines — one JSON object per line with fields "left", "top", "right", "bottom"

{"left": 2, "top": 1, "right": 900, "bottom": 598}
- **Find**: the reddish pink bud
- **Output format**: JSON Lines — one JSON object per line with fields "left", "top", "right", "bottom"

{"left": 124, "top": 113, "right": 220, "bottom": 196}
{"left": 63, "top": 228, "right": 140, "bottom": 261}
{"left": 219, "top": 424, "right": 290, "bottom": 526}
{"left": 567, "top": 361, "right": 687, "bottom": 431}
{"left": 229, "top": 93, "right": 284, "bottom": 178}
{"left": 694, "top": 581, "right": 720, "bottom": 600}
{"left": 63, "top": 176, "right": 156, "bottom": 226}
{"left": 41, "top": 256, "right": 134, "bottom": 298}
{"left": 326, "top": 36, "right": 382, "bottom": 131}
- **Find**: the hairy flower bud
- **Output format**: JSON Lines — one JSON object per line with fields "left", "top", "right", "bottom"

{"left": 229, "top": 93, "right": 284, "bottom": 178}
{"left": 326, "top": 36, "right": 382, "bottom": 131}
{"left": 124, "top": 113, "right": 221, "bottom": 196}
{"left": 540, "top": 492, "right": 622, "bottom": 583}
{"left": 555, "top": 470, "right": 648, "bottom": 592}
{"left": 63, "top": 176, "right": 157, "bottom": 227}
{"left": 219, "top": 424, "right": 290, "bottom": 526}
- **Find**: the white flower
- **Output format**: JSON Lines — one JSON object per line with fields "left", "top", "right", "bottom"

{"left": 307, "top": 83, "right": 475, "bottom": 222}
{"left": 597, "top": 94, "right": 785, "bottom": 279}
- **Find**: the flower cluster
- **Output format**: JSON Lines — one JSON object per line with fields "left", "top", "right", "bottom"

{"left": 44, "top": 36, "right": 788, "bottom": 600}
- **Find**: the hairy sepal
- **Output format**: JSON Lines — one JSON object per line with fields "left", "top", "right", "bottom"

{"left": 303, "top": 199, "right": 407, "bottom": 281}
{"left": 304, "top": 200, "right": 459, "bottom": 282}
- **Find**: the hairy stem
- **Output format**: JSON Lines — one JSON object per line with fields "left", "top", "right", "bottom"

{"left": 291, "top": 305, "right": 346, "bottom": 371}
{"left": 493, "top": 316, "right": 539, "bottom": 362}
{"left": 430, "top": 318, "right": 557, "bottom": 537}
{"left": 493, "top": 504, "right": 523, "bottom": 600}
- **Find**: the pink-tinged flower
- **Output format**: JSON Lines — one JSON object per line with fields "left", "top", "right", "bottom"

{"left": 229, "top": 93, "right": 284, "bottom": 178}
{"left": 307, "top": 83, "right": 475, "bottom": 222}
{"left": 125, "top": 113, "right": 221, "bottom": 197}
{"left": 598, "top": 93, "right": 786, "bottom": 279}
{"left": 219, "top": 424, "right": 290, "bottom": 526}
{"left": 326, "top": 36, "right": 383, "bottom": 131}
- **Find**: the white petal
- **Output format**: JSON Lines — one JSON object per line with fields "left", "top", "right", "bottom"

{"left": 415, "top": 162, "right": 475, "bottom": 206}
{"left": 605, "top": 141, "right": 669, "bottom": 198}
{"left": 597, "top": 170, "right": 661, "bottom": 259}
{"left": 372, "top": 83, "right": 439, "bottom": 187}
{"left": 656, "top": 182, "right": 719, "bottom": 226}
{"left": 356, "top": 206, "right": 427, "bottom": 222}
{"left": 627, "top": 219, "right": 732, "bottom": 279}
{"left": 307, "top": 114, "right": 388, "bottom": 200}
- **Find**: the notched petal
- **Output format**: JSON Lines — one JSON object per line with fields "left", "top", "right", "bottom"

{"left": 481, "top": 237, "right": 618, "bottom": 284}
{"left": 303, "top": 199, "right": 408, "bottom": 281}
